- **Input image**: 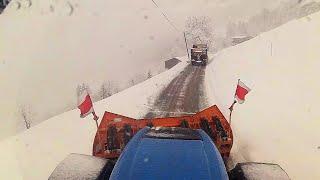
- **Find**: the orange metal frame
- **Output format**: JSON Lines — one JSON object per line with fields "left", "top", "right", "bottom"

{"left": 92, "top": 105, "right": 233, "bottom": 160}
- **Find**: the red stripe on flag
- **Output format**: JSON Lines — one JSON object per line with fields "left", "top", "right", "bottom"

{"left": 236, "top": 85, "right": 249, "bottom": 101}
{"left": 78, "top": 95, "right": 93, "bottom": 116}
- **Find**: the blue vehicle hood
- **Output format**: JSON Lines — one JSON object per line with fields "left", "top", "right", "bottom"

{"left": 110, "top": 128, "right": 228, "bottom": 180}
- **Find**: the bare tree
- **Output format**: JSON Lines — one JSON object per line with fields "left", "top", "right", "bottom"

{"left": 76, "top": 83, "right": 95, "bottom": 102}
{"left": 100, "top": 81, "right": 114, "bottom": 99}
{"left": 242, "top": 1, "right": 320, "bottom": 38}
{"left": 76, "top": 83, "right": 90, "bottom": 97}
{"left": 147, "top": 70, "right": 152, "bottom": 79}
{"left": 19, "top": 105, "right": 33, "bottom": 129}
{"left": 185, "top": 16, "right": 214, "bottom": 49}
{"left": 113, "top": 86, "right": 119, "bottom": 94}
{"left": 130, "top": 79, "right": 135, "bottom": 86}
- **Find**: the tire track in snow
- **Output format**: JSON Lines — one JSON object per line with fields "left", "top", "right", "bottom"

{"left": 145, "top": 64, "right": 206, "bottom": 118}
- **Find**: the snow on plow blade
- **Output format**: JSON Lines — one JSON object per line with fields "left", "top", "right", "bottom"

{"left": 92, "top": 105, "right": 233, "bottom": 160}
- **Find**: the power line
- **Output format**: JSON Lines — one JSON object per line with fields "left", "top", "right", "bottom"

{"left": 151, "top": 0, "right": 159, "bottom": 8}
{"left": 150, "top": 0, "right": 180, "bottom": 32}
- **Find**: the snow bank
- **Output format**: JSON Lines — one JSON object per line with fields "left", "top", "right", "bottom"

{"left": 0, "top": 60, "right": 187, "bottom": 180}
{"left": 0, "top": 0, "right": 185, "bottom": 139}
{"left": 205, "top": 12, "right": 320, "bottom": 179}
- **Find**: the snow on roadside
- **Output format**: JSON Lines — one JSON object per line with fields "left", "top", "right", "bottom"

{"left": 205, "top": 12, "right": 320, "bottom": 180}
{"left": 0, "top": 60, "right": 187, "bottom": 180}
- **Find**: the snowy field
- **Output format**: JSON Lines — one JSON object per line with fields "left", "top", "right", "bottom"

{"left": 205, "top": 11, "right": 320, "bottom": 180}
{"left": 0, "top": 60, "right": 188, "bottom": 180}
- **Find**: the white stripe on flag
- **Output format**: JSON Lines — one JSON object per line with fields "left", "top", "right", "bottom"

{"left": 78, "top": 90, "right": 88, "bottom": 106}
{"left": 238, "top": 80, "right": 251, "bottom": 92}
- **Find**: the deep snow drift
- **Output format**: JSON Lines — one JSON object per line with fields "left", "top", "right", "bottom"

{"left": 205, "top": 11, "right": 320, "bottom": 180}
{"left": 0, "top": 59, "right": 188, "bottom": 180}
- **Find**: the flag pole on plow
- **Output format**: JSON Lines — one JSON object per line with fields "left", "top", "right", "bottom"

{"left": 78, "top": 89, "right": 103, "bottom": 152}
{"left": 229, "top": 79, "right": 251, "bottom": 125}
{"left": 229, "top": 100, "right": 237, "bottom": 125}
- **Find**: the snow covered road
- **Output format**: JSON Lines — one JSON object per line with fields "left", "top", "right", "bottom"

{"left": 145, "top": 64, "right": 207, "bottom": 118}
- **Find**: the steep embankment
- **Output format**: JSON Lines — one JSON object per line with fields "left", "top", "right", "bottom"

{"left": 0, "top": 60, "right": 188, "bottom": 180}
{"left": 205, "top": 11, "right": 320, "bottom": 180}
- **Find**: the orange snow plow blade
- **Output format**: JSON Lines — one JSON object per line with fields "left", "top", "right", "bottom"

{"left": 92, "top": 105, "right": 233, "bottom": 160}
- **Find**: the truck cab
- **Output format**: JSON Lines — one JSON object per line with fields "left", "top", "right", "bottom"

{"left": 191, "top": 44, "right": 208, "bottom": 66}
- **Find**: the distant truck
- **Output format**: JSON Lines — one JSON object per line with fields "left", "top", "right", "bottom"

{"left": 191, "top": 44, "right": 208, "bottom": 66}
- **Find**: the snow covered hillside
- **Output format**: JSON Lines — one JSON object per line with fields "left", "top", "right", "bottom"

{"left": 0, "top": 0, "right": 187, "bottom": 139}
{"left": 205, "top": 11, "right": 320, "bottom": 180}
{"left": 0, "top": 60, "right": 188, "bottom": 180}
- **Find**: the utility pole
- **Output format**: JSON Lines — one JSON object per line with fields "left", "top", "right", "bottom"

{"left": 184, "top": 32, "right": 190, "bottom": 60}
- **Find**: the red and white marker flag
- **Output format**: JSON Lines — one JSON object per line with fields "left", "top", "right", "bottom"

{"left": 235, "top": 79, "right": 251, "bottom": 104}
{"left": 78, "top": 87, "right": 102, "bottom": 150}
{"left": 78, "top": 89, "right": 98, "bottom": 120}
{"left": 228, "top": 79, "right": 251, "bottom": 124}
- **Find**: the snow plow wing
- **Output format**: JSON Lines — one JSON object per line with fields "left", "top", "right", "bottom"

{"left": 92, "top": 105, "right": 233, "bottom": 160}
